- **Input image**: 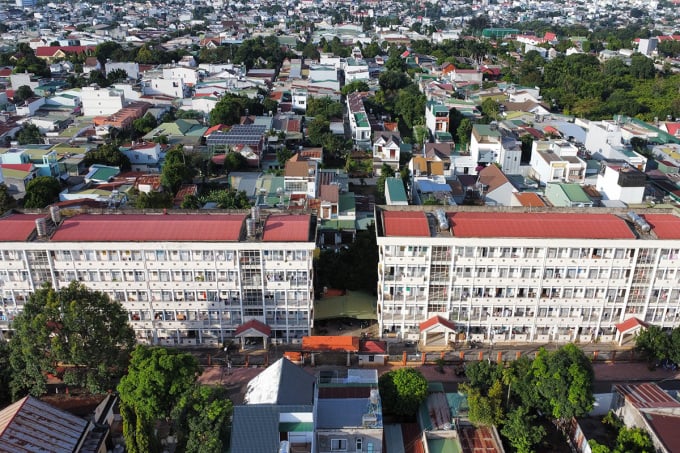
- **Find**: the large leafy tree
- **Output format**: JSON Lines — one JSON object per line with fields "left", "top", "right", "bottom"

{"left": 9, "top": 282, "right": 135, "bottom": 398}
{"left": 501, "top": 407, "right": 545, "bottom": 453}
{"left": 634, "top": 325, "right": 671, "bottom": 361}
{"left": 16, "top": 123, "right": 43, "bottom": 145}
{"left": 83, "top": 143, "right": 132, "bottom": 171}
{"left": 0, "top": 183, "right": 15, "bottom": 214}
{"left": 378, "top": 367, "right": 428, "bottom": 418}
{"left": 161, "top": 146, "right": 195, "bottom": 193}
{"left": 209, "top": 93, "right": 264, "bottom": 126}
{"left": 0, "top": 340, "right": 11, "bottom": 405}
{"left": 118, "top": 346, "right": 201, "bottom": 453}
{"left": 306, "top": 96, "right": 344, "bottom": 118}
{"left": 172, "top": 385, "right": 233, "bottom": 453}
{"left": 462, "top": 380, "right": 504, "bottom": 427}
{"left": 531, "top": 344, "right": 594, "bottom": 424}
{"left": 23, "top": 176, "right": 61, "bottom": 209}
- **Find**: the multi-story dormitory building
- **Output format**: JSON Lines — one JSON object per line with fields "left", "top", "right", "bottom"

{"left": 376, "top": 206, "right": 680, "bottom": 345}
{"left": 0, "top": 209, "right": 316, "bottom": 346}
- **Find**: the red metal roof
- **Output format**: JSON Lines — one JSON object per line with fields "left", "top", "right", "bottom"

{"left": 301, "top": 336, "right": 360, "bottom": 352}
{"left": 644, "top": 412, "right": 680, "bottom": 452}
{"left": 642, "top": 214, "right": 680, "bottom": 239}
{"left": 359, "top": 340, "right": 387, "bottom": 354}
{"left": 448, "top": 212, "right": 636, "bottom": 239}
{"left": 419, "top": 316, "right": 456, "bottom": 333}
{"left": 0, "top": 163, "right": 34, "bottom": 172}
{"left": 382, "top": 211, "right": 430, "bottom": 237}
{"left": 51, "top": 214, "right": 246, "bottom": 242}
{"left": 615, "top": 317, "right": 647, "bottom": 335}
{"left": 262, "top": 215, "right": 310, "bottom": 242}
{"left": 616, "top": 383, "right": 680, "bottom": 409}
{"left": 234, "top": 319, "right": 271, "bottom": 337}
{"left": 0, "top": 214, "right": 44, "bottom": 241}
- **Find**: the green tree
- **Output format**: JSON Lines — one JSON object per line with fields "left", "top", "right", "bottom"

{"left": 133, "top": 112, "right": 158, "bottom": 135}
{"left": 481, "top": 98, "right": 501, "bottom": 121}
{"left": 95, "top": 41, "right": 123, "bottom": 64}
{"left": 172, "top": 385, "right": 234, "bottom": 453}
{"left": 462, "top": 380, "right": 504, "bottom": 426}
{"left": 615, "top": 426, "right": 653, "bottom": 453}
{"left": 306, "top": 116, "right": 331, "bottom": 146}
{"left": 501, "top": 406, "right": 546, "bottom": 453}
{"left": 341, "top": 80, "right": 370, "bottom": 96}
{"left": 635, "top": 325, "right": 671, "bottom": 360}
{"left": 531, "top": 344, "right": 594, "bottom": 425}
{"left": 0, "top": 183, "right": 15, "bottom": 214}
{"left": 209, "top": 93, "right": 264, "bottom": 126}
{"left": 201, "top": 188, "right": 251, "bottom": 209}
{"left": 379, "top": 70, "right": 411, "bottom": 91}
{"left": 14, "top": 85, "right": 34, "bottom": 103}
{"left": 376, "top": 164, "right": 396, "bottom": 202}
{"left": 16, "top": 123, "right": 43, "bottom": 145}
{"left": 0, "top": 340, "right": 11, "bottom": 405}
{"left": 464, "top": 360, "right": 504, "bottom": 392}
{"left": 223, "top": 152, "right": 248, "bottom": 176}
{"left": 118, "top": 346, "right": 201, "bottom": 453}
{"left": 23, "top": 176, "right": 61, "bottom": 209}
{"left": 9, "top": 282, "right": 135, "bottom": 398}
{"left": 378, "top": 368, "right": 428, "bottom": 418}
{"left": 457, "top": 118, "right": 473, "bottom": 150}
{"left": 83, "top": 144, "right": 132, "bottom": 171}
{"left": 107, "top": 68, "right": 129, "bottom": 84}
{"left": 306, "top": 96, "right": 343, "bottom": 118}
{"left": 180, "top": 194, "right": 201, "bottom": 209}
{"left": 162, "top": 147, "right": 195, "bottom": 193}
{"left": 629, "top": 54, "right": 655, "bottom": 79}
{"left": 135, "top": 191, "right": 174, "bottom": 209}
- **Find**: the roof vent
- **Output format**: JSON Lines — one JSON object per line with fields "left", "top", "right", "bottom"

{"left": 35, "top": 218, "right": 48, "bottom": 238}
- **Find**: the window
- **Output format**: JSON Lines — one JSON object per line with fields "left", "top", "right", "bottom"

{"left": 356, "top": 438, "right": 362, "bottom": 451}
{"left": 331, "top": 439, "right": 347, "bottom": 451}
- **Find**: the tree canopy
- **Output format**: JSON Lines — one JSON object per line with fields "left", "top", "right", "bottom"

{"left": 161, "top": 146, "right": 195, "bottom": 193}
{"left": 635, "top": 325, "right": 680, "bottom": 363}
{"left": 16, "top": 123, "right": 43, "bottom": 145}
{"left": 83, "top": 143, "right": 132, "bottom": 171}
{"left": 378, "top": 367, "right": 428, "bottom": 418}
{"left": 118, "top": 346, "right": 201, "bottom": 453}
{"left": 172, "top": 385, "right": 233, "bottom": 453}
{"left": 9, "top": 282, "right": 135, "bottom": 398}
{"left": 23, "top": 176, "right": 61, "bottom": 209}
{"left": 0, "top": 183, "right": 15, "bottom": 215}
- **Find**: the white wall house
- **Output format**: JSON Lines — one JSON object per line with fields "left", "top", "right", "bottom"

{"left": 81, "top": 85, "right": 125, "bottom": 116}
{"left": 596, "top": 163, "right": 646, "bottom": 205}
{"left": 143, "top": 77, "right": 188, "bottom": 99}
{"left": 529, "top": 140, "right": 586, "bottom": 184}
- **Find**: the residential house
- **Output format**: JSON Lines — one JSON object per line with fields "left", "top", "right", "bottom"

{"left": 385, "top": 176, "right": 408, "bottom": 206}
{"left": 121, "top": 142, "right": 164, "bottom": 172}
{"left": 409, "top": 156, "right": 452, "bottom": 205}
{"left": 206, "top": 124, "right": 268, "bottom": 166}
{"left": 284, "top": 154, "right": 318, "bottom": 201}
{"left": 544, "top": 183, "right": 594, "bottom": 207}
{"left": 424, "top": 143, "right": 453, "bottom": 177}
{"left": 143, "top": 119, "right": 208, "bottom": 150}
{"left": 529, "top": 140, "right": 586, "bottom": 185}
{"left": 81, "top": 85, "right": 126, "bottom": 117}
{"left": 316, "top": 368, "right": 383, "bottom": 453}
{"left": 469, "top": 124, "right": 502, "bottom": 169}
{"left": 596, "top": 161, "right": 646, "bottom": 205}
{"left": 0, "top": 163, "right": 36, "bottom": 194}
{"left": 584, "top": 120, "right": 648, "bottom": 171}
{"left": 82, "top": 56, "right": 101, "bottom": 75}
{"left": 476, "top": 164, "right": 518, "bottom": 206}
{"left": 372, "top": 131, "right": 402, "bottom": 175}
{"left": 85, "top": 164, "right": 120, "bottom": 184}
{"left": 425, "top": 101, "right": 450, "bottom": 140}
{"left": 343, "top": 58, "right": 370, "bottom": 82}
{"left": 34, "top": 45, "right": 96, "bottom": 63}
{"left": 104, "top": 62, "right": 140, "bottom": 80}
{"left": 347, "top": 92, "right": 372, "bottom": 146}
{"left": 231, "top": 357, "right": 316, "bottom": 453}
{"left": 15, "top": 96, "right": 45, "bottom": 117}
{"left": 611, "top": 382, "right": 680, "bottom": 453}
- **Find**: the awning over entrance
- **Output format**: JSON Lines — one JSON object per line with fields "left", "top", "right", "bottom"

{"left": 419, "top": 316, "right": 456, "bottom": 347}
{"left": 235, "top": 319, "right": 271, "bottom": 349}
{"left": 301, "top": 335, "right": 359, "bottom": 352}
{"left": 615, "top": 317, "right": 648, "bottom": 345}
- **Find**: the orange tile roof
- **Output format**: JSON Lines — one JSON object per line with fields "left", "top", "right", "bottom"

{"left": 514, "top": 192, "right": 546, "bottom": 207}
{"left": 302, "top": 336, "right": 360, "bottom": 352}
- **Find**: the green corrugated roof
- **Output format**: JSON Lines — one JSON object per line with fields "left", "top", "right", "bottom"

{"left": 1, "top": 168, "right": 30, "bottom": 179}
{"left": 354, "top": 112, "right": 369, "bottom": 128}
{"left": 386, "top": 177, "right": 407, "bottom": 203}
{"left": 558, "top": 183, "right": 590, "bottom": 202}
{"left": 473, "top": 124, "right": 501, "bottom": 137}
{"left": 89, "top": 167, "right": 119, "bottom": 181}
{"left": 318, "top": 219, "right": 356, "bottom": 231}
{"left": 338, "top": 192, "right": 355, "bottom": 213}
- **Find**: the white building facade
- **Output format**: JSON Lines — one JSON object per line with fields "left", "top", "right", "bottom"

{"left": 376, "top": 206, "right": 680, "bottom": 344}
{"left": 81, "top": 86, "right": 125, "bottom": 117}
{"left": 0, "top": 211, "right": 316, "bottom": 346}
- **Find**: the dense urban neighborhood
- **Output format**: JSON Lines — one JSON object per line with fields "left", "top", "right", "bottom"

{"left": 3, "top": 0, "right": 680, "bottom": 452}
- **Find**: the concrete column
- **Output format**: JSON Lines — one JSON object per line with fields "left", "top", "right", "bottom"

{"left": 346, "top": 351, "right": 350, "bottom": 367}
{"left": 402, "top": 351, "right": 407, "bottom": 366}
{"left": 497, "top": 351, "right": 502, "bottom": 363}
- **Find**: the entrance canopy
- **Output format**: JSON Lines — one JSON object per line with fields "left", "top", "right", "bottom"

{"left": 419, "top": 316, "right": 456, "bottom": 347}
{"left": 235, "top": 319, "right": 271, "bottom": 349}
{"left": 615, "top": 317, "right": 648, "bottom": 345}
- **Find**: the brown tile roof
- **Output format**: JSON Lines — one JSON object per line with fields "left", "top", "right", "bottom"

{"left": 477, "top": 165, "right": 510, "bottom": 192}
{"left": 320, "top": 184, "right": 339, "bottom": 203}
{"left": 285, "top": 160, "right": 310, "bottom": 177}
